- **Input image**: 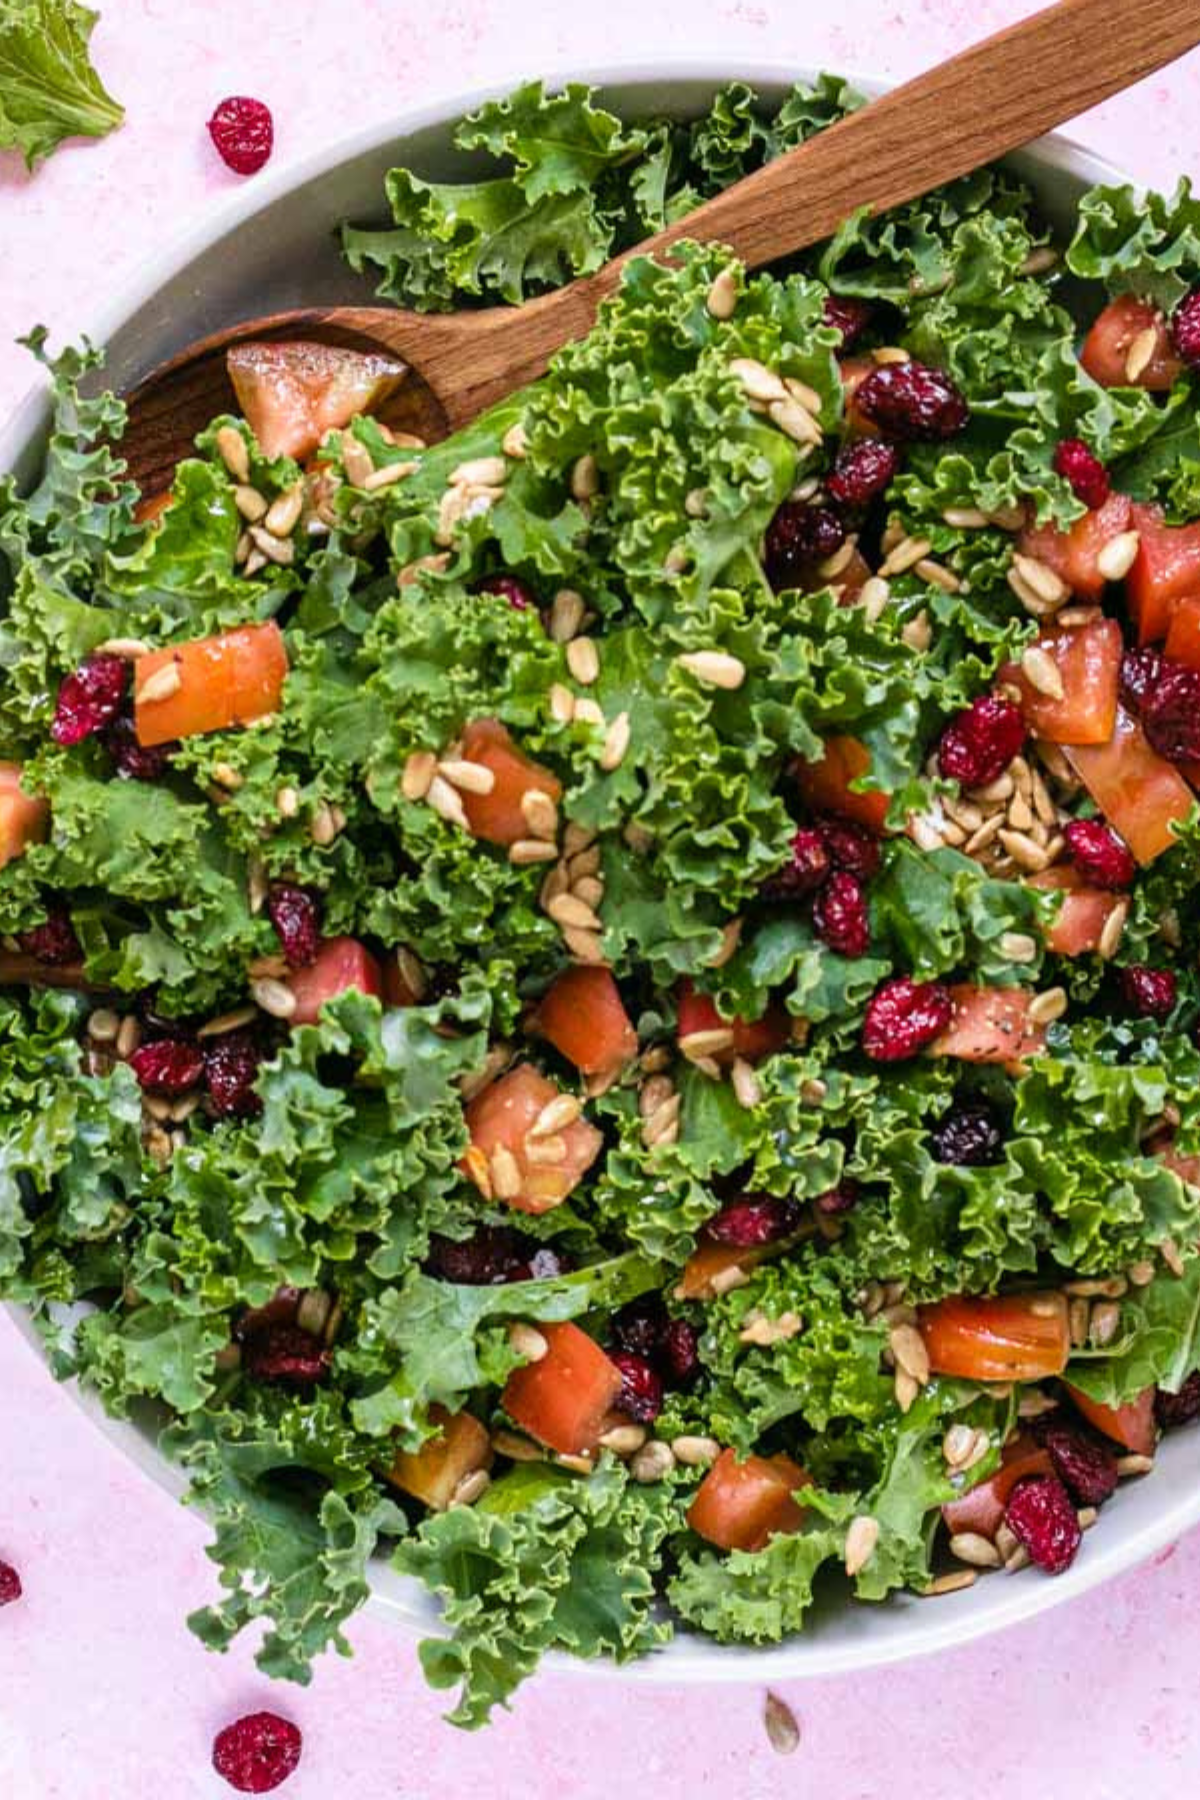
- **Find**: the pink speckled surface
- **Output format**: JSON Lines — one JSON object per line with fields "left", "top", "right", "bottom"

{"left": 5, "top": 3, "right": 1200, "bottom": 1794}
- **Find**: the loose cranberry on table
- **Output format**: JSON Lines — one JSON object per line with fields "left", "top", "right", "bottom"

{"left": 266, "top": 882, "right": 323, "bottom": 968}
{"left": 1053, "top": 438, "right": 1111, "bottom": 510}
{"left": 0, "top": 1560, "right": 21, "bottom": 1606}
{"left": 936, "top": 693, "right": 1025, "bottom": 788}
{"left": 128, "top": 1037, "right": 206, "bottom": 1096}
{"left": 1003, "top": 1473, "right": 1082, "bottom": 1574}
{"left": 863, "top": 976, "right": 953, "bottom": 1062}
{"left": 852, "top": 362, "right": 969, "bottom": 441}
{"left": 1119, "top": 966, "right": 1178, "bottom": 1021}
{"left": 207, "top": 97, "right": 274, "bottom": 177}
{"left": 813, "top": 869, "right": 870, "bottom": 956}
{"left": 16, "top": 905, "right": 81, "bottom": 965}
{"left": 50, "top": 653, "right": 128, "bottom": 746}
{"left": 212, "top": 1711, "right": 301, "bottom": 1793}
{"left": 826, "top": 439, "right": 900, "bottom": 509}
{"left": 764, "top": 502, "right": 846, "bottom": 589}
{"left": 1062, "top": 817, "right": 1136, "bottom": 890}
{"left": 609, "top": 1349, "right": 664, "bottom": 1423}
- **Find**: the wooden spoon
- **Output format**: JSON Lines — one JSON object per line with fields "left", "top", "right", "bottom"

{"left": 123, "top": 0, "right": 1200, "bottom": 496}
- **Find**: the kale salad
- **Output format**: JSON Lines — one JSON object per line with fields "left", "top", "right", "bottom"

{"left": 6, "top": 77, "right": 1200, "bottom": 1728}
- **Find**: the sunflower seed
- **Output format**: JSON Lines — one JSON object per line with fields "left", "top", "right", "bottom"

{"left": 508, "top": 1322, "right": 547, "bottom": 1361}
{"left": 730, "top": 1057, "right": 762, "bottom": 1108}
{"left": 1098, "top": 900, "right": 1129, "bottom": 960}
{"left": 1027, "top": 986, "right": 1068, "bottom": 1026}
{"left": 598, "top": 1423, "right": 648, "bottom": 1456}
{"left": 1012, "top": 553, "right": 1070, "bottom": 608}
{"left": 437, "top": 758, "right": 496, "bottom": 796}
{"left": 763, "top": 1693, "right": 801, "bottom": 1757}
{"left": 426, "top": 775, "right": 470, "bottom": 830}
{"left": 548, "top": 681, "right": 576, "bottom": 724}
{"left": 1089, "top": 1300, "right": 1122, "bottom": 1346}
{"left": 216, "top": 425, "right": 251, "bottom": 482}
{"left": 922, "top": 1569, "right": 978, "bottom": 1597}
{"left": 942, "top": 506, "right": 992, "bottom": 529}
{"left": 264, "top": 483, "right": 304, "bottom": 538}
{"left": 1096, "top": 530, "right": 1141, "bottom": 583}
{"left": 949, "top": 1531, "right": 1002, "bottom": 1569}
{"left": 249, "top": 524, "right": 294, "bottom": 566}
{"left": 879, "top": 536, "right": 933, "bottom": 578}
{"left": 730, "top": 357, "right": 788, "bottom": 403}
{"left": 1020, "top": 246, "right": 1060, "bottom": 275}
{"left": 519, "top": 788, "right": 558, "bottom": 840}
{"left": 570, "top": 453, "right": 600, "bottom": 501}
{"left": 1117, "top": 1453, "right": 1155, "bottom": 1476}
{"left": 890, "top": 1323, "right": 930, "bottom": 1385}
{"left": 136, "top": 662, "right": 182, "bottom": 706}
{"left": 491, "top": 1428, "right": 543, "bottom": 1461}
{"left": 1125, "top": 326, "right": 1159, "bottom": 384}
{"left": 401, "top": 751, "right": 436, "bottom": 801}
{"left": 566, "top": 637, "right": 600, "bottom": 685}
{"left": 676, "top": 650, "right": 745, "bottom": 690}
{"left": 629, "top": 1440, "right": 675, "bottom": 1483}
{"left": 197, "top": 1006, "right": 258, "bottom": 1039}
{"left": 451, "top": 455, "right": 507, "bottom": 489}
{"left": 768, "top": 397, "right": 823, "bottom": 445}
{"left": 489, "top": 1146, "right": 523, "bottom": 1201}
{"left": 549, "top": 588, "right": 586, "bottom": 642}
{"left": 706, "top": 268, "right": 739, "bottom": 319}
{"left": 915, "top": 558, "right": 962, "bottom": 595}
{"left": 252, "top": 977, "right": 297, "bottom": 1019}
{"left": 599, "top": 711, "right": 630, "bottom": 771}
{"left": 671, "top": 1434, "right": 721, "bottom": 1468}
{"left": 1022, "top": 645, "right": 1065, "bottom": 699}
{"left": 530, "top": 1094, "right": 582, "bottom": 1138}
{"left": 844, "top": 1515, "right": 880, "bottom": 1577}
{"left": 233, "top": 484, "right": 268, "bottom": 523}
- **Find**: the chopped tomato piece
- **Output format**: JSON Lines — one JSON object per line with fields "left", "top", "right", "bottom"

{"left": 1080, "top": 295, "right": 1182, "bottom": 393}
{"left": 227, "top": 340, "right": 406, "bottom": 463}
{"left": 942, "top": 1432, "right": 1054, "bottom": 1540}
{"left": 501, "top": 1320, "right": 622, "bottom": 1456}
{"left": 839, "top": 358, "right": 882, "bottom": 437}
{"left": 1029, "top": 865, "right": 1125, "bottom": 957}
{"left": 675, "top": 1239, "right": 779, "bottom": 1302}
{"left": 1126, "top": 503, "right": 1200, "bottom": 645}
{"left": 929, "top": 984, "right": 1046, "bottom": 1071}
{"left": 918, "top": 1292, "right": 1070, "bottom": 1383}
{"left": 791, "top": 734, "right": 890, "bottom": 832}
{"left": 999, "top": 618, "right": 1121, "bottom": 745}
{"left": 527, "top": 966, "right": 638, "bottom": 1075}
{"left": 453, "top": 719, "right": 563, "bottom": 848}
{"left": 1063, "top": 706, "right": 1195, "bottom": 865}
{"left": 134, "top": 622, "right": 288, "bottom": 747}
{"left": 0, "top": 763, "right": 49, "bottom": 869}
{"left": 463, "top": 1062, "right": 603, "bottom": 1214}
{"left": 1016, "top": 492, "right": 1133, "bottom": 604}
{"left": 385, "top": 1406, "right": 493, "bottom": 1511}
{"left": 688, "top": 1449, "right": 811, "bottom": 1553}
{"left": 676, "top": 980, "right": 789, "bottom": 1065}
{"left": 1064, "top": 1383, "right": 1157, "bottom": 1457}
{"left": 1164, "top": 595, "right": 1200, "bottom": 671}
{"left": 287, "top": 936, "right": 383, "bottom": 1026}
{"left": 134, "top": 490, "right": 174, "bottom": 528}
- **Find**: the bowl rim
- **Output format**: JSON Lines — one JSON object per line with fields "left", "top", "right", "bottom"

{"left": 2, "top": 55, "right": 1177, "bottom": 1689}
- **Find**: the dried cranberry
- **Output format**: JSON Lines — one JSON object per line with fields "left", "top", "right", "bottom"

{"left": 764, "top": 502, "right": 846, "bottom": 589}
{"left": 1155, "top": 1370, "right": 1200, "bottom": 1429}
{"left": 1063, "top": 817, "right": 1136, "bottom": 890}
{"left": 101, "top": 713, "right": 176, "bottom": 780}
{"left": 853, "top": 362, "right": 969, "bottom": 441}
{"left": 1141, "top": 660, "right": 1200, "bottom": 763}
{"left": 611, "top": 1295, "right": 668, "bottom": 1361}
{"left": 267, "top": 882, "right": 323, "bottom": 968}
{"left": 1119, "top": 965, "right": 1177, "bottom": 1021}
{"left": 760, "top": 827, "right": 830, "bottom": 900}
{"left": 207, "top": 97, "right": 274, "bottom": 177}
{"left": 813, "top": 869, "right": 870, "bottom": 957}
{"left": 863, "top": 976, "right": 952, "bottom": 1062}
{"left": 212, "top": 1711, "right": 301, "bottom": 1793}
{"left": 817, "top": 815, "right": 881, "bottom": 880}
{"left": 51, "top": 653, "right": 128, "bottom": 746}
{"left": 1171, "top": 287, "right": 1200, "bottom": 367}
{"left": 204, "top": 1030, "right": 263, "bottom": 1118}
{"left": 827, "top": 439, "right": 900, "bottom": 509}
{"left": 824, "top": 295, "right": 873, "bottom": 349}
{"left": 476, "top": 573, "right": 535, "bottom": 610}
{"left": 1003, "top": 1473, "right": 1082, "bottom": 1574}
{"left": 423, "top": 1225, "right": 556, "bottom": 1286}
{"left": 0, "top": 1561, "right": 21, "bottom": 1606}
{"left": 707, "top": 1193, "right": 800, "bottom": 1247}
{"left": 930, "top": 1099, "right": 1004, "bottom": 1166}
{"left": 242, "top": 1322, "right": 330, "bottom": 1388}
{"left": 937, "top": 693, "right": 1025, "bottom": 787}
{"left": 1039, "top": 1422, "right": 1118, "bottom": 1507}
{"left": 1053, "top": 438, "right": 1111, "bottom": 510}
{"left": 609, "top": 1349, "right": 663, "bottom": 1423}
{"left": 815, "top": 1178, "right": 859, "bottom": 1215}
{"left": 128, "top": 1037, "right": 205, "bottom": 1096}
{"left": 16, "top": 905, "right": 81, "bottom": 965}
{"left": 1120, "top": 646, "right": 1162, "bottom": 712}
{"left": 233, "top": 1288, "right": 302, "bottom": 1342}
{"left": 660, "top": 1318, "right": 701, "bottom": 1388}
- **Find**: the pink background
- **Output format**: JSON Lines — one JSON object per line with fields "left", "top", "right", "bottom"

{"left": 5, "top": 2, "right": 1200, "bottom": 1793}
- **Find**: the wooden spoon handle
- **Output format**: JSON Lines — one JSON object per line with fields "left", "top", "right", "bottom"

{"left": 582, "top": 0, "right": 1200, "bottom": 295}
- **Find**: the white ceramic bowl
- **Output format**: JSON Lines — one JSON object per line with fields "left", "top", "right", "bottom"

{"left": 5, "top": 59, "right": 1195, "bottom": 1687}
